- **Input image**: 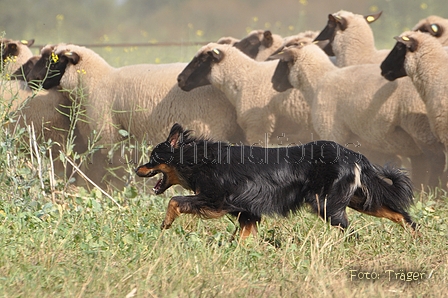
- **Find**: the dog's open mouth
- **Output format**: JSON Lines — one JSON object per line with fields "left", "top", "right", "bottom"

{"left": 136, "top": 166, "right": 168, "bottom": 194}
{"left": 153, "top": 172, "right": 167, "bottom": 194}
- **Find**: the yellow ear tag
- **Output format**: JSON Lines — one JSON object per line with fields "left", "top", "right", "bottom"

{"left": 213, "top": 48, "right": 220, "bottom": 55}
{"left": 20, "top": 40, "right": 28, "bottom": 45}
{"left": 366, "top": 16, "right": 375, "bottom": 22}
{"left": 401, "top": 36, "right": 410, "bottom": 41}
{"left": 334, "top": 15, "right": 342, "bottom": 20}
{"left": 431, "top": 24, "right": 439, "bottom": 33}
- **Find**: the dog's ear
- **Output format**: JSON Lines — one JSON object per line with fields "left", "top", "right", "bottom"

{"left": 167, "top": 123, "right": 184, "bottom": 148}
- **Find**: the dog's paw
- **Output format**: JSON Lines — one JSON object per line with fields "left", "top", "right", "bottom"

{"left": 161, "top": 221, "right": 172, "bottom": 230}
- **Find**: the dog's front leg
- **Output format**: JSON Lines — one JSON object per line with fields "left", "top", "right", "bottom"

{"left": 161, "top": 197, "right": 182, "bottom": 229}
{"left": 237, "top": 212, "right": 261, "bottom": 239}
{"left": 161, "top": 195, "right": 220, "bottom": 230}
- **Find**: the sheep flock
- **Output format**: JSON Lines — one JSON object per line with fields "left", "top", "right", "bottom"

{"left": 2, "top": 10, "right": 448, "bottom": 191}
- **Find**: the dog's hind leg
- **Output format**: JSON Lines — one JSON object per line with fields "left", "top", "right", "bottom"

{"left": 236, "top": 212, "right": 261, "bottom": 240}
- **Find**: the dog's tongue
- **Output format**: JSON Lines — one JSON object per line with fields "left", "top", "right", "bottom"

{"left": 153, "top": 179, "right": 163, "bottom": 192}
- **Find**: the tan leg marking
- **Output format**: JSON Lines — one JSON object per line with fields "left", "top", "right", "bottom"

{"left": 239, "top": 221, "right": 258, "bottom": 240}
{"left": 161, "top": 199, "right": 181, "bottom": 229}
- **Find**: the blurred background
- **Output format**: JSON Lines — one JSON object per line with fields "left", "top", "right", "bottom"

{"left": 1, "top": 0, "right": 447, "bottom": 65}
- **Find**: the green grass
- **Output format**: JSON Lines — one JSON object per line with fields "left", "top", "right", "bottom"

{"left": 0, "top": 187, "right": 447, "bottom": 297}
{"left": 1, "top": 49, "right": 447, "bottom": 297}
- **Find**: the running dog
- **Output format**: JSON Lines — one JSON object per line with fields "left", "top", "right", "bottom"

{"left": 136, "top": 123, "right": 417, "bottom": 239}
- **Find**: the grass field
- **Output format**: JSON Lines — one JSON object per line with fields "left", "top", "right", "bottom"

{"left": 1, "top": 49, "right": 447, "bottom": 297}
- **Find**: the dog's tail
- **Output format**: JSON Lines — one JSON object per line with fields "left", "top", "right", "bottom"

{"left": 352, "top": 159, "right": 417, "bottom": 229}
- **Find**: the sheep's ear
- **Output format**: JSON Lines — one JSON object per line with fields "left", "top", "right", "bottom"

{"left": 208, "top": 48, "right": 224, "bottom": 62}
{"left": 270, "top": 50, "right": 294, "bottom": 62}
{"left": 63, "top": 51, "right": 80, "bottom": 65}
{"left": 263, "top": 30, "right": 274, "bottom": 47}
{"left": 20, "top": 39, "right": 35, "bottom": 47}
{"left": 395, "top": 35, "right": 418, "bottom": 52}
{"left": 429, "top": 24, "right": 443, "bottom": 37}
{"left": 167, "top": 123, "right": 184, "bottom": 148}
{"left": 364, "top": 11, "right": 382, "bottom": 24}
{"left": 332, "top": 14, "right": 348, "bottom": 31}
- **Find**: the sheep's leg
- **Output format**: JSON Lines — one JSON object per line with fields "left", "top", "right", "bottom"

{"left": 161, "top": 195, "right": 227, "bottom": 230}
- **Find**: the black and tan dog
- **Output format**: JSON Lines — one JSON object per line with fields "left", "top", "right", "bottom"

{"left": 136, "top": 123, "right": 417, "bottom": 239}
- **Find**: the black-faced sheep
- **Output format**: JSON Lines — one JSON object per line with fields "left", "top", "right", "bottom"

{"left": 25, "top": 43, "right": 242, "bottom": 187}
{"left": 381, "top": 30, "right": 448, "bottom": 176}
{"left": 1, "top": 41, "right": 72, "bottom": 149}
{"left": 233, "top": 30, "right": 284, "bottom": 61}
{"left": 177, "top": 42, "right": 314, "bottom": 146}
{"left": 412, "top": 15, "right": 448, "bottom": 46}
{"left": 2, "top": 52, "right": 83, "bottom": 180}
{"left": 271, "top": 43, "right": 444, "bottom": 186}
{"left": 1, "top": 38, "right": 35, "bottom": 74}
{"left": 314, "top": 10, "right": 388, "bottom": 67}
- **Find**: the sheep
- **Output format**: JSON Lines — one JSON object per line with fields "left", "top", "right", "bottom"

{"left": 1, "top": 55, "right": 84, "bottom": 180}
{"left": 1, "top": 39, "right": 35, "bottom": 75}
{"left": 313, "top": 10, "right": 389, "bottom": 67}
{"left": 233, "top": 30, "right": 284, "bottom": 61}
{"left": 270, "top": 43, "right": 444, "bottom": 187}
{"left": 177, "top": 42, "right": 315, "bottom": 146}
{"left": 274, "top": 30, "right": 331, "bottom": 55}
{"left": 381, "top": 30, "right": 448, "bottom": 175}
{"left": 312, "top": 10, "right": 445, "bottom": 185}
{"left": 235, "top": 31, "right": 327, "bottom": 143}
{"left": 1, "top": 39, "right": 36, "bottom": 110}
{"left": 216, "top": 36, "right": 240, "bottom": 45}
{"left": 412, "top": 15, "right": 448, "bottom": 46}
{"left": 25, "top": 43, "right": 242, "bottom": 187}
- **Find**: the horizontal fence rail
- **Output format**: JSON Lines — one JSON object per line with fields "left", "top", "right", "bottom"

{"left": 31, "top": 41, "right": 213, "bottom": 49}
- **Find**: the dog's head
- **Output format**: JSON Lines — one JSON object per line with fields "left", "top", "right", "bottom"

{"left": 136, "top": 123, "right": 190, "bottom": 194}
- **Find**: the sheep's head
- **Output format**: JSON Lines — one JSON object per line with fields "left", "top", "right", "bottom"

{"left": 233, "top": 30, "right": 265, "bottom": 59}
{"left": 380, "top": 33, "right": 418, "bottom": 81}
{"left": 26, "top": 45, "right": 80, "bottom": 90}
{"left": 177, "top": 45, "right": 224, "bottom": 91}
{"left": 270, "top": 47, "right": 299, "bottom": 92}
{"left": 1, "top": 39, "right": 34, "bottom": 72}
{"left": 313, "top": 10, "right": 382, "bottom": 55}
{"left": 11, "top": 55, "right": 40, "bottom": 81}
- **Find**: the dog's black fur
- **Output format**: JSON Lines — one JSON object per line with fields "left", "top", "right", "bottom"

{"left": 136, "top": 123, "right": 417, "bottom": 238}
